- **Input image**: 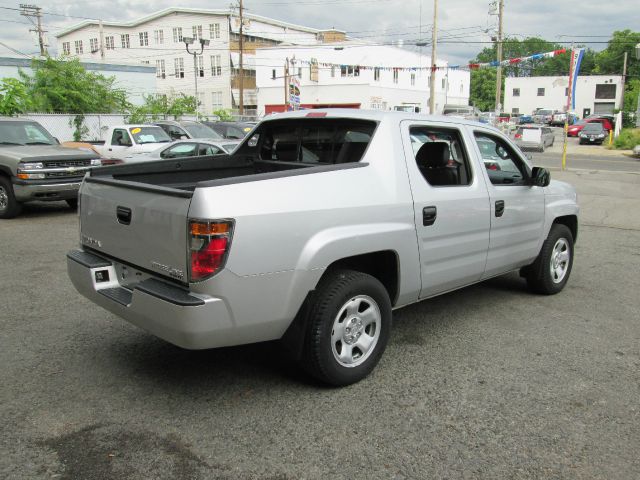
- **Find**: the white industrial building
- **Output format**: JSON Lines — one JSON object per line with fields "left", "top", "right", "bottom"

{"left": 255, "top": 45, "right": 470, "bottom": 116}
{"left": 0, "top": 56, "right": 156, "bottom": 105}
{"left": 54, "top": 8, "right": 336, "bottom": 115}
{"left": 504, "top": 75, "right": 624, "bottom": 118}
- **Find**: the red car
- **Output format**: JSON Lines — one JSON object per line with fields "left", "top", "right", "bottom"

{"left": 567, "top": 118, "right": 613, "bottom": 137}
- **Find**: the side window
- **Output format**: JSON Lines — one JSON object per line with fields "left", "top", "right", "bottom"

{"left": 111, "top": 128, "right": 132, "bottom": 146}
{"left": 474, "top": 132, "right": 529, "bottom": 185}
{"left": 410, "top": 126, "right": 472, "bottom": 187}
{"left": 198, "top": 144, "right": 222, "bottom": 156}
{"left": 160, "top": 143, "right": 197, "bottom": 159}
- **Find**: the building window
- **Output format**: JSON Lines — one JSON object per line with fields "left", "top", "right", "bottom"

{"left": 173, "top": 27, "right": 183, "bottom": 43}
{"left": 298, "top": 67, "right": 302, "bottom": 79}
{"left": 197, "top": 56, "right": 204, "bottom": 77}
{"left": 393, "top": 69, "right": 398, "bottom": 84}
{"left": 174, "top": 58, "right": 184, "bottom": 78}
{"left": 537, "top": 88, "right": 545, "bottom": 96}
{"left": 272, "top": 69, "right": 276, "bottom": 80}
{"left": 209, "top": 23, "right": 220, "bottom": 39}
{"left": 512, "top": 108, "right": 519, "bottom": 114}
{"left": 565, "top": 87, "right": 569, "bottom": 96}
{"left": 89, "top": 38, "right": 98, "bottom": 53}
{"left": 374, "top": 67, "right": 380, "bottom": 82}
{"left": 442, "top": 78, "right": 446, "bottom": 89}
{"left": 74, "top": 40, "right": 83, "bottom": 54}
{"left": 139, "top": 32, "right": 149, "bottom": 46}
{"left": 62, "top": 42, "right": 70, "bottom": 55}
{"left": 411, "top": 73, "right": 416, "bottom": 86}
{"left": 154, "top": 30, "right": 164, "bottom": 44}
{"left": 513, "top": 88, "right": 520, "bottom": 97}
{"left": 595, "top": 84, "right": 616, "bottom": 99}
{"left": 105, "top": 36, "right": 115, "bottom": 50}
{"left": 156, "top": 59, "right": 165, "bottom": 78}
{"left": 121, "top": 34, "right": 130, "bottom": 49}
{"left": 210, "top": 55, "right": 221, "bottom": 76}
{"left": 212, "top": 91, "right": 223, "bottom": 109}
{"left": 340, "top": 65, "right": 359, "bottom": 78}
{"left": 331, "top": 66, "right": 335, "bottom": 78}
{"left": 192, "top": 25, "right": 203, "bottom": 40}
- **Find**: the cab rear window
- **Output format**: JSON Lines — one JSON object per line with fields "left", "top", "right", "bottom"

{"left": 237, "top": 119, "right": 377, "bottom": 164}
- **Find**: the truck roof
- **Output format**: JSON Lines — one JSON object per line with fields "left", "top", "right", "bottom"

{"left": 260, "top": 109, "right": 488, "bottom": 128}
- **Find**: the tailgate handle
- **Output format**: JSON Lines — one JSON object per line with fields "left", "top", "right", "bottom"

{"left": 116, "top": 206, "right": 132, "bottom": 225}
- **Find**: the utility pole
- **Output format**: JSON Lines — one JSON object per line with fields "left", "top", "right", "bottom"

{"left": 284, "top": 57, "right": 290, "bottom": 111}
{"left": 619, "top": 51, "right": 628, "bottom": 111}
{"left": 20, "top": 4, "right": 47, "bottom": 56}
{"left": 99, "top": 20, "right": 105, "bottom": 60}
{"left": 494, "top": 0, "right": 504, "bottom": 112}
{"left": 239, "top": 0, "right": 245, "bottom": 116}
{"left": 429, "top": 0, "right": 438, "bottom": 114}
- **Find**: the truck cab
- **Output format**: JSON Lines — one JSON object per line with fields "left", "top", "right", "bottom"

{"left": 96, "top": 125, "right": 173, "bottom": 162}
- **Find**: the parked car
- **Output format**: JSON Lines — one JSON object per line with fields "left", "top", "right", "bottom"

{"left": 154, "top": 120, "right": 224, "bottom": 141}
{"left": 92, "top": 125, "right": 172, "bottom": 163}
{"left": 578, "top": 123, "right": 607, "bottom": 145}
{"left": 532, "top": 109, "right": 554, "bottom": 125}
{"left": 633, "top": 145, "right": 640, "bottom": 158}
{"left": 67, "top": 109, "right": 578, "bottom": 386}
{"left": 514, "top": 125, "right": 555, "bottom": 152}
{"left": 0, "top": 117, "right": 101, "bottom": 218}
{"left": 201, "top": 121, "right": 254, "bottom": 140}
{"left": 567, "top": 118, "right": 613, "bottom": 137}
{"left": 517, "top": 115, "right": 534, "bottom": 125}
{"left": 551, "top": 111, "right": 578, "bottom": 127}
{"left": 442, "top": 105, "right": 481, "bottom": 121}
{"left": 132, "top": 139, "right": 241, "bottom": 162}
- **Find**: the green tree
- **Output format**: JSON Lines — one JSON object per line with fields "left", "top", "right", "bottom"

{"left": 469, "top": 68, "right": 498, "bottom": 111}
{"left": 212, "top": 108, "right": 234, "bottom": 121}
{"left": 126, "top": 93, "right": 197, "bottom": 123}
{"left": 594, "top": 30, "right": 640, "bottom": 78}
{"left": 19, "top": 56, "right": 130, "bottom": 113}
{"left": 0, "top": 77, "right": 31, "bottom": 115}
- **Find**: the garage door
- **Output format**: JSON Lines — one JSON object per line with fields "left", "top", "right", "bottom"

{"left": 594, "top": 102, "right": 615, "bottom": 115}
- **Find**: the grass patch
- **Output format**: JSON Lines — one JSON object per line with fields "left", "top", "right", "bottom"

{"left": 613, "top": 128, "right": 640, "bottom": 150}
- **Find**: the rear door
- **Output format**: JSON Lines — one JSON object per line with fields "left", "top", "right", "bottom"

{"left": 79, "top": 180, "right": 192, "bottom": 283}
{"left": 401, "top": 120, "right": 491, "bottom": 298}
{"left": 470, "top": 127, "right": 545, "bottom": 278}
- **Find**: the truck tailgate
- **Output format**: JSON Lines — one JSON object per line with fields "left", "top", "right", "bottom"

{"left": 79, "top": 179, "right": 191, "bottom": 283}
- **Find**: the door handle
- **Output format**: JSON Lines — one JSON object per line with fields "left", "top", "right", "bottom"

{"left": 495, "top": 200, "right": 505, "bottom": 217}
{"left": 108, "top": 148, "right": 112, "bottom": 151}
{"left": 116, "top": 206, "right": 132, "bottom": 225}
{"left": 423, "top": 206, "right": 437, "bottom": 226}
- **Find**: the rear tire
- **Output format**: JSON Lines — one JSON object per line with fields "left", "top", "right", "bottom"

{"left": 0, "top": 176, "right": 22, "bottom": 219}
{"left": 525, "top": 224, "right": 574, "bottom": 295}
{"left": 301, "top": 269, "right": 392, "bottom": 386}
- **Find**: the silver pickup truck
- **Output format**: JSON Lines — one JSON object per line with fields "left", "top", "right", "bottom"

{"left": 67, "top": 110, "right": 579, "bottom": 386}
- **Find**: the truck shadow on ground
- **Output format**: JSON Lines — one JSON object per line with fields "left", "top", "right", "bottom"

{"left": 16, "top": 201, "right": 76, "bottom": 219}
{"left": 104, "top": 272, "right": 531, "bottom": 390}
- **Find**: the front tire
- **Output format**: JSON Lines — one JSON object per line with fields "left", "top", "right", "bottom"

{"left": 0, "top": 176, "right": 22, "bottom": 219}
{"left": 302, "top": 269, "right": 392, "bottom": 386}
{"left": 525, "top": 224, "right": 574, "bottom": 295}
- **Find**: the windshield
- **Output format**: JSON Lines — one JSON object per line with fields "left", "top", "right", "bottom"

{"left": 583, "top": 124, "right": 604, "bottom": 133}
{"left": 537, "top": 110, "right": 553, "bottom": 115}
{"left": 129, "top": 126, "right": 171, "bottom": 144}
{"left": 0, "top": 121, "right": 57, "bottom": 146}
{"left": 183, "top": 123, "right": 222, "bottom": 139}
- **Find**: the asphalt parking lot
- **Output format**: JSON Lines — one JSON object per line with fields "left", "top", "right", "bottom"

{"left": 1, "top": 165, "right": 639, "bottom": 479}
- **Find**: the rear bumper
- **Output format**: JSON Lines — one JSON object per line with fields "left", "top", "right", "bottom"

{"left": 13, "top": 179, "right": 81, "bottom": 202}
{"left": 67, "top": 249, "right": 235, "bottom": 349}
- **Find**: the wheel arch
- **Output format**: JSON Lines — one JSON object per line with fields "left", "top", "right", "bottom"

{"left": 553, "top": 214, "right": 578, "bottom": 244}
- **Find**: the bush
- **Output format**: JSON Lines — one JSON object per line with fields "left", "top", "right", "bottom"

{"left": 613, "top": 128, "right": 640, "bottom": 150}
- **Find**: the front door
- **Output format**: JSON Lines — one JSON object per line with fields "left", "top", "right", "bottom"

{"left": 401, "top": 121, "right": 491, "bottom": 299}
{"left": 470, "top": 128, "right": 545, "bottom": 278}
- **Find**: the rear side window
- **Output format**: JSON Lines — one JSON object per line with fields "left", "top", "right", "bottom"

{"left": 242, "top": 119, "right": 376, "bottom": 164}
{"left": 409, "top": 126, "right": 472, "bottom": 186}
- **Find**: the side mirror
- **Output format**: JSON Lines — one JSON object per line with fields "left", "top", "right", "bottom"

{"left": 531, "top": 166, "right": 550, "bottom": 187}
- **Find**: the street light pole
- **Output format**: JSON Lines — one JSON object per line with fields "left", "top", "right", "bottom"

{"left": 184, "top": 37, "right": 210, "bottom": 115}
{"left": 495, "top": 0, "right": 504, "bottom": 113}
{"left": 429, "top": 0, "right": 438, "bottom": 114}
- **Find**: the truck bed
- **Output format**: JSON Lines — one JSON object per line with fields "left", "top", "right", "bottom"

{"left": 87, "top": 154, "right": 363, "bottom": 194}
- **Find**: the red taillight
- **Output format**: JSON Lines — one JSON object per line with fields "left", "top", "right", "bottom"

{"left": 189, "top": 220, "right": 233, "bottom": 282}
{"left": 515, "top": 133, "right": 522, "bottom": 139}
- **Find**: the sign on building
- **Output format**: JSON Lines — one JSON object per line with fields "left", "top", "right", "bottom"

{"left": 310, "top": 58, "right": 319, "bottom": 82}
{"left": 289, "top": 75, "right": 300, "bottom": 110}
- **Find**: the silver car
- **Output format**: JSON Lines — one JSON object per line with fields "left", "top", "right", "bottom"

{"left": 514, "top": 125, "right": 555, "bottom": 152}
{"left": 125, "top": 139, "right": 240, "bottom": 162}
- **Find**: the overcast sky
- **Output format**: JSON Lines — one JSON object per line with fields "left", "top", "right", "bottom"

{"left": 0, "top": 0, "right": 636, "bottom": 66}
